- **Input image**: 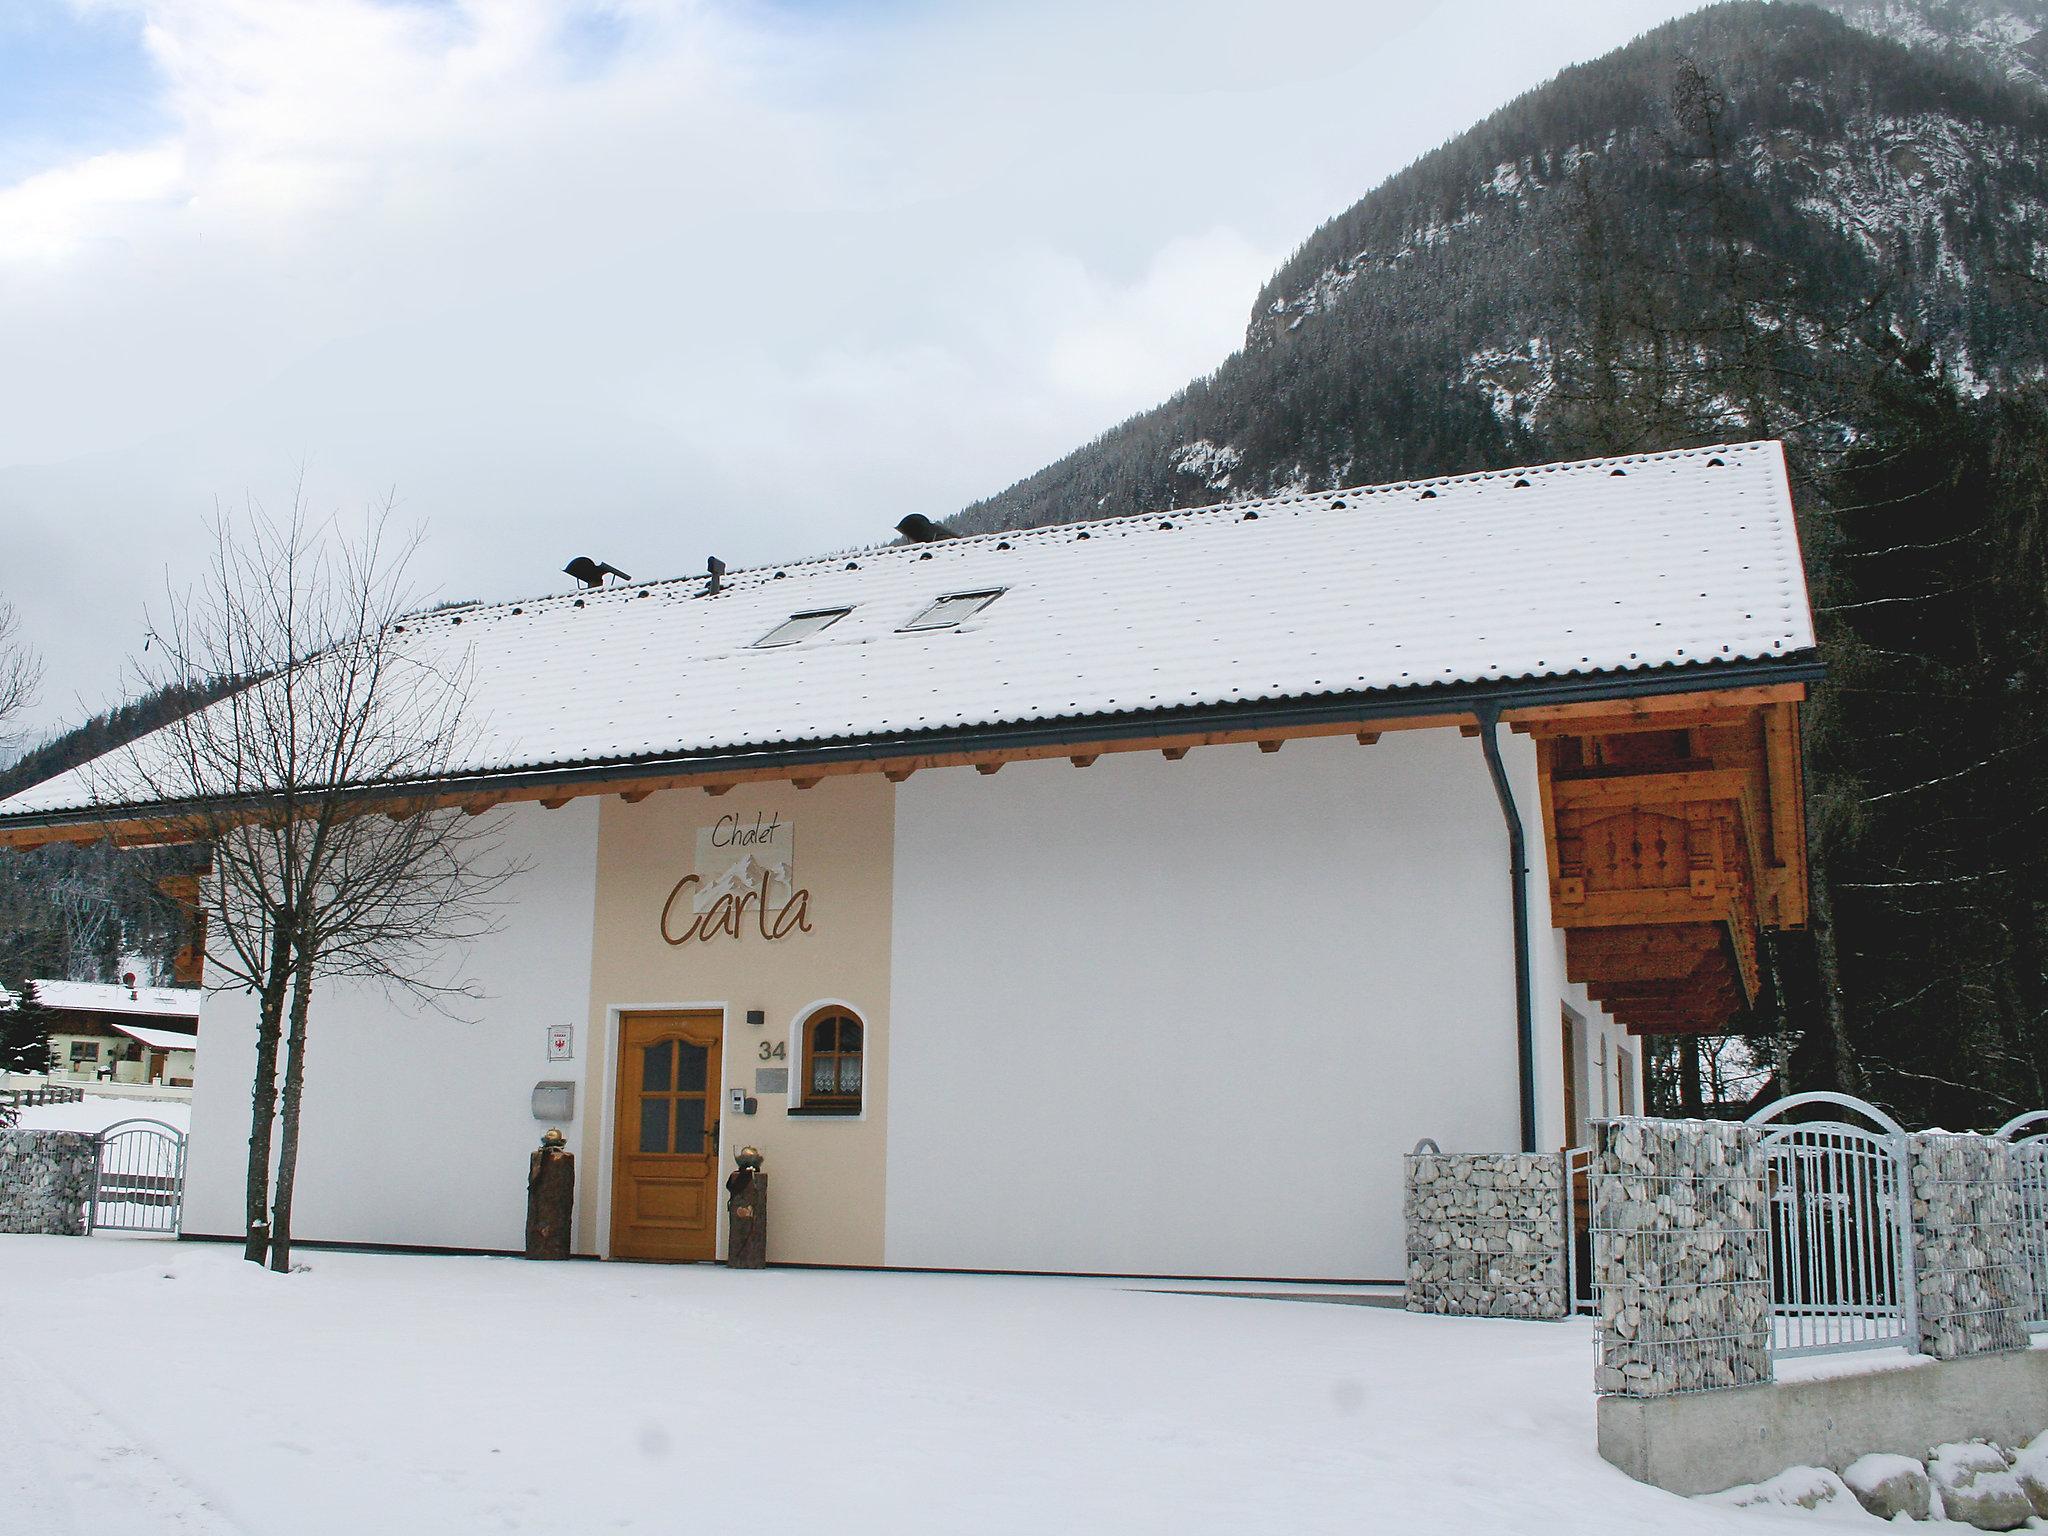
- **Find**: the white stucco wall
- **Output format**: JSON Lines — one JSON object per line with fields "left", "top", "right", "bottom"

{"left": 183, "top": 799, "right": 601, "bottom": 1251}
{"left": 882, "top": 728, "right": 1552, "bottom": 1281}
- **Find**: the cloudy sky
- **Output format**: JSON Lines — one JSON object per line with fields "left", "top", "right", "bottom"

{"left": 0, "top": 0, "right": 1696, "bottom": 742}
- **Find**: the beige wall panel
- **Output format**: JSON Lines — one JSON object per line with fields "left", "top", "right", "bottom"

{"left": 579, "top": 776, "right": 894, "bottom": 1264}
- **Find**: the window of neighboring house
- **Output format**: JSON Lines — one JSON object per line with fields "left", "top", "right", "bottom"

{"left": 795, "top": 1007, "right": 864, "bottom": 1114}
{"left": 69, "top": 1040, "right": 97, "bottom": 1061}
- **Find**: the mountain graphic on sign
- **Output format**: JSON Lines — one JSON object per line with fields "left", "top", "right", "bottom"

{"left": 695, "top": 851, "right": 794, "bottom": 911}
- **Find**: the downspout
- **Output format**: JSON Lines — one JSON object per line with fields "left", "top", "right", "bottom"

{"left": 1475, "top": 703, "right": 1538, "bottom": 1154}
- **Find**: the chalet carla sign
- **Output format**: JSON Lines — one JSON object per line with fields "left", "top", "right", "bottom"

{"left": 659, "top": 812, "right": 813, "bottom": 945}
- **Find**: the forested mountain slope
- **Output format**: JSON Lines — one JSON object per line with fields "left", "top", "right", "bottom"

{"left": 954, "top": 0, "right": 2048, "bottom": 1130}
{"left": 957, "top": 2, "right": 2046, "bottom": 531}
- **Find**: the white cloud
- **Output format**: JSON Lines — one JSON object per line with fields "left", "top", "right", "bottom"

{"left": 0, "top": 0, "right": 1696, "bottom": 739}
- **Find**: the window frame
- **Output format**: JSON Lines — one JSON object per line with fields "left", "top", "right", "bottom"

{"left": 790, "top": 1004, "right": 865, "bottom": 1117}
{"left": 899, "top": 588, "right": 1004, "bottom": 632}
{"left": 752, "top": 606, "right": 854, "bottom": 649}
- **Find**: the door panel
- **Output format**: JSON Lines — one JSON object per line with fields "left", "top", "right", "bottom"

{"left": 611, "top": 1011, "right": 724, "bottom": 1262}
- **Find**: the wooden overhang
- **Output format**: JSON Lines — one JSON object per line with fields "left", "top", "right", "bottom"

{"left": 0, "top": 672, "right": 1811, "bottom": 1037}
{"left": 1523, "top": 690, "right": 1808, "bottom": 1039}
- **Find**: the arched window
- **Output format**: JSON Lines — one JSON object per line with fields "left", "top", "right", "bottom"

{"left": 800, "top": 1007, "right": 864, "bottom": 1114}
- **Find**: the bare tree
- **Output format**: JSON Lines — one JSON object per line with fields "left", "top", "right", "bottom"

{"left": 99, "top": 493, "right": 516, "bottom": 1270}
{"left": 0, "top": 594, "right": 52, "bottom": 1087}
{"left": 0, "top": 596, "right": 43, "bottom": 752}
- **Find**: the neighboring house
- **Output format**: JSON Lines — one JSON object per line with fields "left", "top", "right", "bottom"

{"left": 0, "top": 441, "right": 1818, "bottom": 1278}
{"left": 32, "top": 977, "right": 201, "bottom": 1088}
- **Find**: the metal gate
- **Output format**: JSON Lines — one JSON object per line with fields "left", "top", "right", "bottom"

{"left": 1997, "top": 1111, "right": 2048, "bottom": 1326}
{"left": 91, "top": 1118, "right": 187, "bottom": 1235}
{"left": 1564, "top": 1144, "right": 1595, "bottom": 1315}
{"left": 1749, "top": 1092, "right": 1915, "bottom": 1357}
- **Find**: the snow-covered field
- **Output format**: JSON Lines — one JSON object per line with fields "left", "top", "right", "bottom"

{"left": 12, "top": 1093, "right": 191, "bottom": 1136}
{"left": 0, "top": 1237, "right": 1941, "bottom": 1535}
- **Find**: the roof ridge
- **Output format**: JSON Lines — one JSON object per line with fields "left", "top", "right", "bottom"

{"left": 401, "top": 440, "right": 1776, "bottom": 632}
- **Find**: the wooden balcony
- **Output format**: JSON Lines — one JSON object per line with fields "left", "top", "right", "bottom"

{"left": 1519, "top": 690, "right": 1807, "bottom": 1037}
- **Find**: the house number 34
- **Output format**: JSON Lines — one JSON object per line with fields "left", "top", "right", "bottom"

{"left": 758, "top": 1041, "right": 787, "bottom": 1062}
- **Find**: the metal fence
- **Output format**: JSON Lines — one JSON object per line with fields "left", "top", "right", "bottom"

{"left": 1748, "top": 1093, "right": 1916, "bottom": 1357}
{"left": 91, "top": 1118, "right": 187, "bottom": 1236}
{"left": 1997, "top": 1111, "right": 2048, "bottom": 1327}
{"left": 1564, "top": 1144, "right": 1595, "bottom": 1316}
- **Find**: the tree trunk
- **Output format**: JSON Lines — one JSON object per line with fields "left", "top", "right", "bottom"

{"left": 1678, "top": 1036, "right": 1705, "bottom": 1114}
{"left": 268, "top": 946, "right": 315, "bottom": 1273}
{"left": 1806, "top": 854, "right": 1863, "bottom": 1097}
{"left": 242, "top": 928, "right": 293, "bottom": 1265}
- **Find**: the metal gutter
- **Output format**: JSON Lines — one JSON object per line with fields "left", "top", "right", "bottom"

{"left": 0, "top": 653, "right": 1823, "bottom": 833}
{"left": 1474, "top": 702, "right": 1538, "bottom": 1155}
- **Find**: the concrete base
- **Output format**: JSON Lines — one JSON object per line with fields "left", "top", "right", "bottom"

{"left": 1598, "top": 1347, "right": 2048, "bottom": 1496}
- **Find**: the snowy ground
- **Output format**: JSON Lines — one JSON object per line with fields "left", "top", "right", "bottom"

{"left": 0, "top": 1236, "right": 1965, "bottom": 1535}
{"left": 12, "top": 1094, "right": 192, "bottom": 1136}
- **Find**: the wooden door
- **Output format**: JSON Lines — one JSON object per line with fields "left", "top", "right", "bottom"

{"left": 611, "top": 1012, "right": 724, "bottom": 1262}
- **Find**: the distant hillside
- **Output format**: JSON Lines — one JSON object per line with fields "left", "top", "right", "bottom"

{"left": 954, "top": 1, "right": 2047, "bottom": 531}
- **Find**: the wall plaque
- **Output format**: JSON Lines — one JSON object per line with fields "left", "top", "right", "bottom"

{"left": 755, "top": 1067, "right": 790, "bottom": 1095}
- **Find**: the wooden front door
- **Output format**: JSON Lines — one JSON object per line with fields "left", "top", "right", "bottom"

{"left": 611, "top": 1012, "right": 724, "bottom": 1262}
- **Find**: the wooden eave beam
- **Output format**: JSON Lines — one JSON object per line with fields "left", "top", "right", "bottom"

{"left": 1505, "top": 682, "right": 1806, "bottom": 734}
{"left": 0, "top": 685, "right": 1805, "bottom": 850}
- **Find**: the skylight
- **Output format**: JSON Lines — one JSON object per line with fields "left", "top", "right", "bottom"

{"left": 901, "top": 589, "right": 1004, "bottom": 631}
{"left": 754, "top": 608, "right": 852, "bottom": 648}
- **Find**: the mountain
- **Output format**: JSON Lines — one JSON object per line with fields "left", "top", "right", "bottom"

{"left": 1828, "top": 0, "right": 2048, "bottom": 87}
{"left": 952, "top": 0, "right": 2047, "bottom": 533}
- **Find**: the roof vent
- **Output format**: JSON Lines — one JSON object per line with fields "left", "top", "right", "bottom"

{"left": 1610, "top": 468, "right": 1626, "bottom": 477}
{"left": 1708, "top": 456, "right": 1726, "bottom": 467}
{"left": 564, "top": 556, "right": 630, "bottom": 589}
{"left": 1158, "top": 520, "right": 1174, "bottom": 531}
{"left": 1330, "top": 499, "right": 1346, "bottom": 509}
{"left": 1241, "top": 510, "right": 1259, "bottom": 521}
{"left": 1076, "top": 531, "right": 1090, "bottom": 540}
{"left": 1419, "top": 489, "right": 1437, "bottom": 500}
{"left": 706, "top": 556, "right": 726, "bottom": 596}
{"left": 896, "top": 513, "right": 956, "bottom": 543}
{"left": 1513, "top": 477, "right": 1531, "bottom": 488}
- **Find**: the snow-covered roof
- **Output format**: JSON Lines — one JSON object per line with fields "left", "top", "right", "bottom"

{"left": 108, "top": 1020, "right": 201, "bottom": 1052}
{"left": 30, "top": 980, "right": 202, "bottom": 1022}
{"left": 0, "top": 440, "right": 1814, "bottom": 820}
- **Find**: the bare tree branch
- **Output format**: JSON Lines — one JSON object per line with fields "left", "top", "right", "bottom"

{"left": 90, "top": 489, "right": 520, "bottom": 1271}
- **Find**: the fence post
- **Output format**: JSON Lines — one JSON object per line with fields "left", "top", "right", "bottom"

{"left": 1907, "top": 1131, "right": 2031, "bottom": 1360}
{"left": 1404, "top": 1145, "right": 1569, "bottom": 1319}
{"left": 1591, "top": 1117, "right": 1772, "bottom": 1396}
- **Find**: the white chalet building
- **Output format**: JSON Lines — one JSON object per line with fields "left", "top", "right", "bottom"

{"left": 0, "top": 441, "right": 1819, "bottom": 1279}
